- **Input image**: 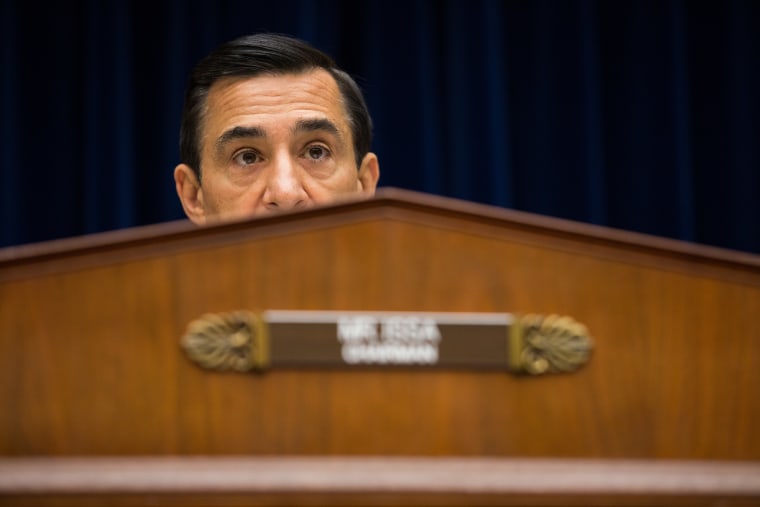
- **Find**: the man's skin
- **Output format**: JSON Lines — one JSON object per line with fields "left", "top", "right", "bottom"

{"left": 174, "top": 68, "right": 380, "bottom": 224}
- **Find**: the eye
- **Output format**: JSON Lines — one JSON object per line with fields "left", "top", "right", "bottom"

{"left": 304, "top": 145, "right": 330, "bottom": 161}
{"left": 232, "top": 149, "right": 261, "bottom": 166}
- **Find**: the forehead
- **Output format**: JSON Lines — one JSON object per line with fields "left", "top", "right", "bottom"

{"left": 201, "top": 69, "right": 350, "bottom": 143}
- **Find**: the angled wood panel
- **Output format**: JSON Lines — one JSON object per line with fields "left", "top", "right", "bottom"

{"left": 1, "top": 189, "right": 758, "bottom": 468}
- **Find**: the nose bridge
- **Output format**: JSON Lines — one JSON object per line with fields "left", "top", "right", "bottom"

{"left": 263, "top": 148, "right": 306, "bottom": 209}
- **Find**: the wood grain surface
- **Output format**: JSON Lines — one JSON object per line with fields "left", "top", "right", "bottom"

{"left": 1, "top": 189, "right": 759, "bottom": 461}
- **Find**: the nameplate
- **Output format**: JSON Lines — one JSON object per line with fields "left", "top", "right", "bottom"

{"left": 181, "top": 310, "right": 593, "bottom": 376}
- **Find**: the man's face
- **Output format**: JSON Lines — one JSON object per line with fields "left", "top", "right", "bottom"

{"left": 174, "top": 69, "right": 379, "bottom": 224}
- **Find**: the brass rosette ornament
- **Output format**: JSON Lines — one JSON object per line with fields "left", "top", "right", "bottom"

{"left": 180, "top": 311, "right": 269, "bottom": 372}
{"left": 510, "top": 314, "right": 594, "bottom": 375}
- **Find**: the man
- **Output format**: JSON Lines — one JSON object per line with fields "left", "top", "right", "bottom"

{"left": 174, "top": 34, "right": 380, "bottom": 224}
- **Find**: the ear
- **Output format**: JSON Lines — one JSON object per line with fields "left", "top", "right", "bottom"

{"left": 174, "top": 164, "right": 207, "bottom": 225}
{"left": 357, "top": 152, "right": 380, "bottom": 196}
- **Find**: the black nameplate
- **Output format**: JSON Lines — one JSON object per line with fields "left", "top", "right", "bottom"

{"left": 266, "top": 311, "right": 513, "bottom": 368}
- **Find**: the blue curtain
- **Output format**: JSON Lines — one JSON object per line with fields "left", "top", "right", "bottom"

{"left": 1, "top": 0, "right": 758, "bottom": 253}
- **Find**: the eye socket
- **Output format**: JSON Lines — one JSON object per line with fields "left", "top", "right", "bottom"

{"left": 305, "top": 145, "right": 331, "bottom": 161}
{"left": 232, "top": 150, "right": 261, "bottom": 166}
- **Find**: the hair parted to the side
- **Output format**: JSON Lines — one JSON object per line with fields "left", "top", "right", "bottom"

{"left": 179, "top": 33, "right": 373, "bottom": 181}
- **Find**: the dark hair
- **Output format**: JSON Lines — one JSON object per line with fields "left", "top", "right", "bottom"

{"left": 179, "top": 33, "right": 373, "bottom": 180}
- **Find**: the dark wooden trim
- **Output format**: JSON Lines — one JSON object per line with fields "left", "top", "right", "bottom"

{"left": 372, "top": 188, "right": 760, "bottom": 270}
{"left": 2, "top": 188, "right": 758, "bottom": 271}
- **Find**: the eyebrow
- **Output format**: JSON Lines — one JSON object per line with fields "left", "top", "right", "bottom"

{"left": 215, "top": 126, "right": 266, "bottom": 154}
{"left": 293, "top": 118, "right": 342, "bottom": 140}
{"left": 214, "top": 118, "right": 344, "bottom": 157}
